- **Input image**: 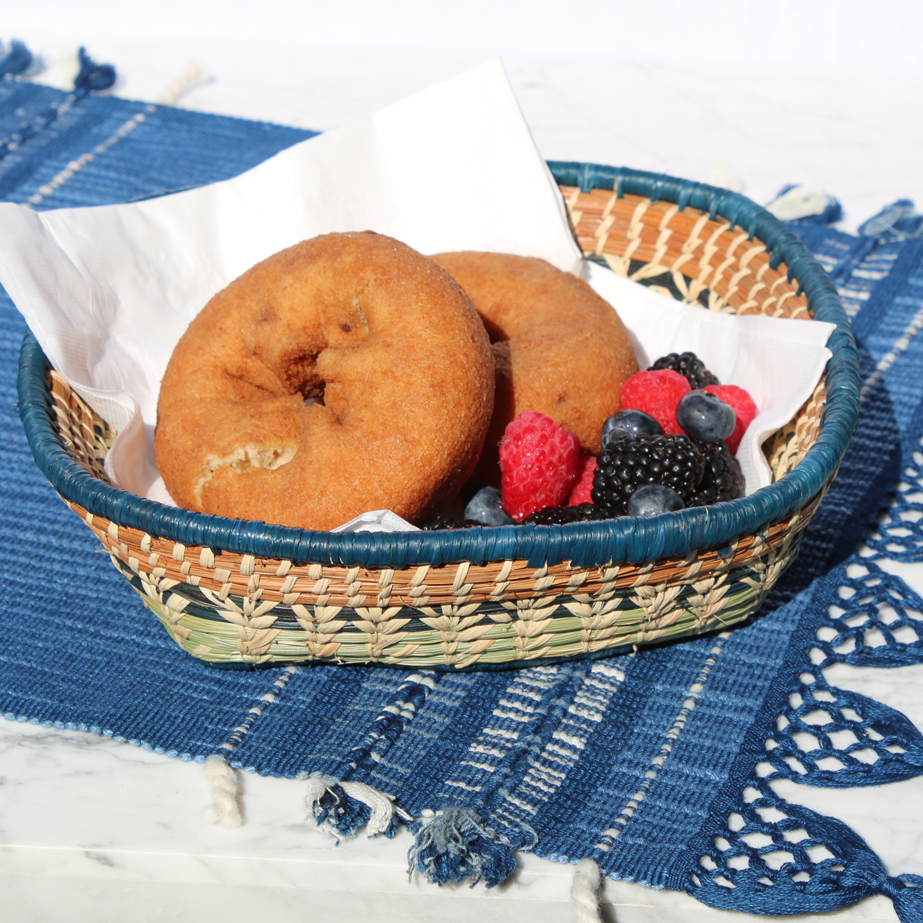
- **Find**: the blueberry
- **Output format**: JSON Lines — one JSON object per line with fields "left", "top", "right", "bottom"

{"left": 464, "top": 486, "right": 513, "bottom": 526}
{"left": 627, "top": 484, "right": 685, "bottom": 517}
{"left": 601, "top": 410, "right": 663, "bottom": 448}
{"left": 675, "top": 390, "right": 735, "bottom": 443}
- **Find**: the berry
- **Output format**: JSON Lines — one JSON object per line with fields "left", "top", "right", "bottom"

{"left": 627, "top": 484, "right": 685, "bottom": 517}
{"left": 524, "top": 503, "right": 613, "bottom": 525}
{"left": 499, "top": 412, "right": 581, "bottom": 522}
{"left": 567, "top": 455, "right": 597, "bottom": 506}
{"left": 649, "top": 351, "right": 719, "bottom": 390}
{"left": 688, "top": 441, "right": 745, "bottom": 507}
{"left": 704, "top": 384, "right": 757, "bottom": 454}
{"left": 601, "top": 409, "right": 663, "bottom": 448}
{"left": 592, "top": 433, "right": 705, "bottom": 515}
{"left": 620, "top": 369, "right": 691, "bottom": 435}
{"left": 421, "top": 516, "right": 479, "bottom": 530}
{"left": 464, "top": 486, "right": 514, "bottom": 526}
{"left": 676, "top": 390, "right": 736, "bottom": 443}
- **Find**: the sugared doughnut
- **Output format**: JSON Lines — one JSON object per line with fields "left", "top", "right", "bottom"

{"left": 430, "top": 252, "right": 638, "bottom": 486}
{"left": 155, "top": 232, "right": 495, "bottom": 530}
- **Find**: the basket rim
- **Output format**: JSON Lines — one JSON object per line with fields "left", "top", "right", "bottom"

{"left": 16, "top": 163, "right": 861, "bottom": 571}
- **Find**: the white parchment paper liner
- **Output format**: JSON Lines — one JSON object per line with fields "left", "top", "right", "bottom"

{"left": 0, "top": 59, "right": 833, "bottom": 533}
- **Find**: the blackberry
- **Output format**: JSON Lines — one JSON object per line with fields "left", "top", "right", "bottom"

{"left": 649, "top": 351, "right": 719, "bottom": 390}
{"left": 420, "top": 516, "right": 481, "bottom": 530}
{"left": 592, "top": 433, "right": 706, "bottom": 515}
{"left": 688, "top": 441, "right": 744, "bottom": 507}
{"left": 523, "top": 503, "right": 613, "bottom": 525}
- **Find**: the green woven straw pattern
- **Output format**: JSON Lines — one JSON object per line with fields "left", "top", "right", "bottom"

{"left": 115, "top": 518, "right": 803, "bottom": 670}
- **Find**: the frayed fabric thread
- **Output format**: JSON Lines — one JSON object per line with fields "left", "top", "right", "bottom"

{"left": 407, "top": 807, "right": 518, "bottom": 888}
{"left": 304, "top": 773, "right": 402, "bottom": 839}
{"left": 203, "top": 755, "right": 242, "bottom": 828}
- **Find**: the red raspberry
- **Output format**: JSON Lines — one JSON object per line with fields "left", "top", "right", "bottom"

{"left": 620, "top": 369, "right": 691, "bottom": 435}
{"left": 499, "top": 412, "right": 581, "bottom": 521}
{"left": 705, "top": 384, "right": 757, "bottom": 454}
{"left": 567, "top": 455, "right": 597, "bottom": 506}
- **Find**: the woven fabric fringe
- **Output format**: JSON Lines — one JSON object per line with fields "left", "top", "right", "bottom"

{"left": 407, "top": 808, "right": 518, "bottom": 888}
{"left": 202, "top": 755, "right": 242, "bottom": 828}
{"left": 304, "top": 773, "right": 400, "bottom": 839}
{"left": 0, "top": 39, "right": 39, "bottom": 79}
{"left": 571, "top": 859, "right": 603, "bottom": 923}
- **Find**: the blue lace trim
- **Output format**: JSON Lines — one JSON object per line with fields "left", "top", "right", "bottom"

{"left": 690, "top": 204, "right": 923, "bottom": 922}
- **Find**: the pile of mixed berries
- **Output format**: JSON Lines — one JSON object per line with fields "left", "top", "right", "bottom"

{"left": 424, "top": 352, "right": 757, "bottom": 529}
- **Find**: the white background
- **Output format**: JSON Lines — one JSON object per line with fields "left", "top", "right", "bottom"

{"left": 7, "top": 0, "right": 923, "bottom": 231}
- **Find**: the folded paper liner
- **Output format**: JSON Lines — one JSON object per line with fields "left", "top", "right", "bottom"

{"left": 0, "top": 59, "right": 833, "bottom": 533}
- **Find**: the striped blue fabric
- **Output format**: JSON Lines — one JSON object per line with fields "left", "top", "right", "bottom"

{"left": 2, "top": 73, "right": 923, "bottom": 919}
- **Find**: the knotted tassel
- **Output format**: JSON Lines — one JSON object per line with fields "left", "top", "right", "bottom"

{"left": 202, "top": 755, "right": 242, "bottom": 828}
{"left": 571, "top": 858, "right": 603, "bottom": 923}
{"left": 73, "top": 46, "right": 116, "bottom": 94}
{"left": 407, "top": 807, "right": 517, "bottom": 888}
{"left": 304, "top": 773, "right": 400, "bottom": 839}
{"left": 883, "top": 874, "right": 923, "bottom": 923}
{"left": 766, "top": 183, "right": 842, "bottom": 225}
{"left": 0, "top": 39, "right": 37, "bottom": 78}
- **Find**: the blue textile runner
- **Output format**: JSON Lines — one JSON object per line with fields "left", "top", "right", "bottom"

{"left": 3, "top": 67, "right": 923, "bottom": 919}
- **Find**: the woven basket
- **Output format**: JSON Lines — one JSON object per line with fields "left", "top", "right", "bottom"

{"left": 17, "top": 164, "right": 860, "bottom": 671}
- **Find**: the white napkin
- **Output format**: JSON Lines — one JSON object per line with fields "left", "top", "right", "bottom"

{"left": 0, "top": 59, "right": 833, "bottom": 531}
{"left": 0, "top": 59, "right": 581, "bottom": 505}
{"left": 584, "top": 265, "right": 834, "bottom": 497}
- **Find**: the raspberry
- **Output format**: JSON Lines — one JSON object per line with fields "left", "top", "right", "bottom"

{"left": 567, "top": 455, "right": 597, "bottom": 506}
{"left": 704, "top": 385, "right": 757, "bottom": 453}
{"left": 499, "top": 412, "right": 581, "bottom": 522}
{"left": 620, "top": 369, "right": 691, "bottom": 435}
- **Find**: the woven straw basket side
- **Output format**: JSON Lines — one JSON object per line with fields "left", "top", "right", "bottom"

{"left": 18, "top": 165, "right": 860, "bottom": 671}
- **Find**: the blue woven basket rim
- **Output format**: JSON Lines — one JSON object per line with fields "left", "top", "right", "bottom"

{"left": 16, "top": 163, "right": 860, "bottom": 571}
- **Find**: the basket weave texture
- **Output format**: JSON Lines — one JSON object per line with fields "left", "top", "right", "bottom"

{"left": 17, "top": 165, "right": 860, "bottom": 671}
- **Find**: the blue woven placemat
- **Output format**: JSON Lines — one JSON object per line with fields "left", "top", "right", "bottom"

{"left": 3, "top": 65, "right": 923, "bottom": 919}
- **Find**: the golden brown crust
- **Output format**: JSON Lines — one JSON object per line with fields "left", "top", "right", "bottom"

{"left": 155, "top": 232, "right": 495, "bottom": 530}
{"left": 430, "top": 251, "right": 638, "bottom": 486}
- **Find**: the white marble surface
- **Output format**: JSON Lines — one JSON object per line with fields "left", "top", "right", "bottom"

{"left": 17, "top": 36, "right": 923, "bottom": 235}
{"left": 3, "top": 8, "right": 923, "bottom": 921}
{"left": 1, "top": 709, "right": 919, "bottom": 923}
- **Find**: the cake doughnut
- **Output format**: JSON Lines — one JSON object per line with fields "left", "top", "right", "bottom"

{"left": 155, "top": 232, "right": 495, "bottom": 531}
{"left": 430, "top": 252, "right": 638, "bottom": 485}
